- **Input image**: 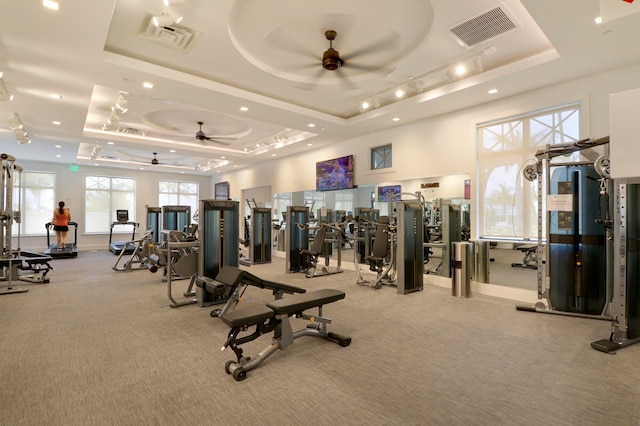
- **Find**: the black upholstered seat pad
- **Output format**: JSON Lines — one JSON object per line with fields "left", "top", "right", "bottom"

{"left": 267, "top": 289, "right": 345, "bottom": 315}
{"left": 222, "top": 304, "right": 274, "bottom": 328}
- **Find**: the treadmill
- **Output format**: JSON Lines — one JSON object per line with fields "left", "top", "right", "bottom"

{"left": 44, "top": 221, "right": 79, "bottom": 258}
{"left": 109, "top": 210, "right": 139, "bottom": 255}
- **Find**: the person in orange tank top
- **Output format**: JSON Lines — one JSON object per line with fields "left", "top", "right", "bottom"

{"left": 52, "top": 201, "right": 71, "bottom": 250}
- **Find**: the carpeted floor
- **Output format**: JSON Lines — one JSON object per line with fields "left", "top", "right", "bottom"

{"left": 0, "top": 250, "right": 638, "bottom": 426}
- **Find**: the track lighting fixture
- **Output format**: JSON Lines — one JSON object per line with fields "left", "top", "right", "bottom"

{"left": 354, "top": 49, "right": 491, "bottom": 114}
{"left": 8, "top": 113, "right": 31, "bottom": 144}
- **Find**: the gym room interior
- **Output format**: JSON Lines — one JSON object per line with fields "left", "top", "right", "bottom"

{"left": 1, "top": 1, "right": 640, "bottom": 425}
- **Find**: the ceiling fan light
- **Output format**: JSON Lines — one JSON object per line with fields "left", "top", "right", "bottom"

{"left": 17, "top": 137, "right": 31, "bottom": 145}
{"left": 0, "top": 92, "right": 13, "bottom": 102}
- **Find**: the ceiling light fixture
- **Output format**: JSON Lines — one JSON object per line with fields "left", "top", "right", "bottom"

{"left": 8, "top": 113, "right": 31, "bottom": 144}
{"left": 355, "top": 49, "right": 491, "bottom": 114}
{"left": 143, "top": 82, "right": 154, "bottom": 89}
{"left": 42, "top": 0, "right": 59, "bottom": 11}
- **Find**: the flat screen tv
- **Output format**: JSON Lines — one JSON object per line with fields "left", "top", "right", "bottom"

{"left": 214, "top": 181, "right": 230, "bottom": 200}
{"left": 315, "top": 155, "right": 354, "bottom": 191}
{"left": 378, "top": 184, "right": 401, "bottom": 201}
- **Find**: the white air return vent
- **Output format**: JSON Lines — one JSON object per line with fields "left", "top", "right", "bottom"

{"left": 449, "top": 3, "right": 519, "bottom": 47}
{"left": 117, "top": 127, "right": 147, "bottom": 136}
{"left": 98, "top": 155, "right": 119, "bottom": 160}
{"left": 140, "top": 18, "right": 202, "bottom": 53}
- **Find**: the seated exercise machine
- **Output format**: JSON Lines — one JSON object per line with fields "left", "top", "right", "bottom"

{"left": 205, "top": 265, "right": 305, "bottom": 318}
{"left": 358, "top": 215, "right": 396, "bottom": 289}
{"left": 220, "top": 283, "right": 351, "bottom": 381}
{"left": 299, "top": 213, "right": 350, "bottom": 278}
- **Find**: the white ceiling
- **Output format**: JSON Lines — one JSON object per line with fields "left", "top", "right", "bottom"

{"left": 1, "top": 0, "right": 639, "bottom": 175}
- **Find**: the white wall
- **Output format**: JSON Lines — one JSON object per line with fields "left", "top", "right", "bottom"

{"left": 214, "top": 64, "right": 640, "bottom": 239}
{"left": 11, "top": 161, "right": 210, "bottom": 252}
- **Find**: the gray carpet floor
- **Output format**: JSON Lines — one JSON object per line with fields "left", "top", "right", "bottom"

{"left": 1, "top": 250, "right": 638, "bottom": 426}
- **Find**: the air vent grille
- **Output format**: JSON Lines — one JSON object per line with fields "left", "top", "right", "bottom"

{"left": 140, "top": 18, "right": 202, "bottom": 53}
{"left": 449, "top": 5, "right": 518, "bottom": 47}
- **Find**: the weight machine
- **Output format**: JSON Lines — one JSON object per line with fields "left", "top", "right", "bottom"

{"left": 516, "top": 137, "right": 612, "bottom": 319}
{"left": 1, "top": 154, "right": 51, "bottom": 294}
{"left": 299, "top": 213, "right": 348, "bottom": 278}
{"left": 285, "top": 206, "right": 310, "bottom": 273}
{"left": 239, "top": 199, "right": 272, "bottom": 266}
{"left": 194, "top": 200, "right": 240, "bottom": 308}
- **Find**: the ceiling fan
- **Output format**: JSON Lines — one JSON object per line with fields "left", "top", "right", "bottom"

{"left": 151, "top": 152, "right": 160, "bottom": 165}
{"left": 195, "top": 121, "right": 233, "bottom": 145}
{"left": 266, "top": 28, "right": 397, "bottom": 89}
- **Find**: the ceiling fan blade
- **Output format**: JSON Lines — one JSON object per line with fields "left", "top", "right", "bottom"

{"left": 334, "top": 67, "right": 358, "bottom": 90}
{"left": 342, "top": 31, "right": 400, "bottom": 62}
{"left": 264, "top": 28, "right": 317, "bottom": 61}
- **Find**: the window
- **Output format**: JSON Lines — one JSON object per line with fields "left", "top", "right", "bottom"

{"left": 159, "top": 180, "right": 199, "bottom": 217}
{"left": 85, "top": 175, "right": 135, "bottom": 233}
{"left": 12, "top": 171, "right": 56, "bottom": 235}
{"left": 477, "top": 103, "right": 580, "bottom": 240}
{"left": 371, "top": 144, "right": 392, "bottom": 170}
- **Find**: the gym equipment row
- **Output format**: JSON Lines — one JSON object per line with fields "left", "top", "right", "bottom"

{"left": 218, "top": 266, "right": 351, "bottom": 381}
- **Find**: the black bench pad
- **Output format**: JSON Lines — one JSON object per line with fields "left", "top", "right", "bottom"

{"left": 222, "top": 304, "right": 274, "bottom": 328}
{"left": 216, "top": 265, "right": 306, "bottom": 294}
{"left": 267, "top": 289, "right": 345, "bottom": 315}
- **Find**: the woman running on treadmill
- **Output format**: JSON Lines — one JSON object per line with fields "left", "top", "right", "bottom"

{"left": 52, "top": 201, "right": 71, "bottom": 250}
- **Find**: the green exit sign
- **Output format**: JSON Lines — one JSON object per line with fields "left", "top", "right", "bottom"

{"left": 70, "top": 164, "right": 79, "bottom": 172}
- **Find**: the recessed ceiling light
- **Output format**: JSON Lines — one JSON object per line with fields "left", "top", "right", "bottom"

{"left": 240, "top": 106, "right": 249, "bottom": 112}
{"left": 107, "top": 141, "right": 115, "bottom": 145}
{"left": 233, "top": 165, "right": 238, "bottom": 168}
{"left": 52, "top": 121, "right": 61, "bottom": 125}
{"left": 594, "top": 16, "right": 602, "bottom": 24}
{"left": 169, "top": 149, "right": 176, "bottom": 153}
{"left": 55, "top": 145, "right": 61, "bottom": 148}
{"left": 143, "top": 82, "right": 154, "bottom": 89}
{"left": 488, "top": 88, "right": 498, "bottom": 94}
{"left": 272, "top": 154, "right": 277, "bottom": 157}
{"left": 43, "top": 0, "right": 59, "bottom": 11}
{"left": 221, "top": 156, "right": 225, "bottom": 159}
{"left": 140, "top": 168, "right": 145, "bottom": 171}
{"left": 392, "top": 117, "right": 400, "bottom": 122}
{"left": 50, "top": 94, "right": 62, "bottom": 99}
{"left": 55, "top": 154, "right": 61, "bottom": 158}
{"left": 308, "top": 123, "right": 316, "bottom": 128}
{"left": 307, "top": 143, "right": 313, "bottom": 146}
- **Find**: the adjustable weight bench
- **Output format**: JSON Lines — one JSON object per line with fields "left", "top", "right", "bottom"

{"left": 220, "top": 288, "right": 352, "bottom": 381}
{"left": 197, "top": 265, "right": 306, "bottom": 317}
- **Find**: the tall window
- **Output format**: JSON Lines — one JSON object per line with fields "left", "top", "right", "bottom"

{"left": 85, "top": 175, "right": 135, "bottom": 233}
{"left": 12, "top": 171, "right": 56, "bottom": 235}
{"left": 159, "top": 180, "right": 199, "bottom": 218}
{"left": 371, "top": 144, "right": 392, "bottom": 170}
{"left": 477, "top": 103, "right": 580, "bottom": 240}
